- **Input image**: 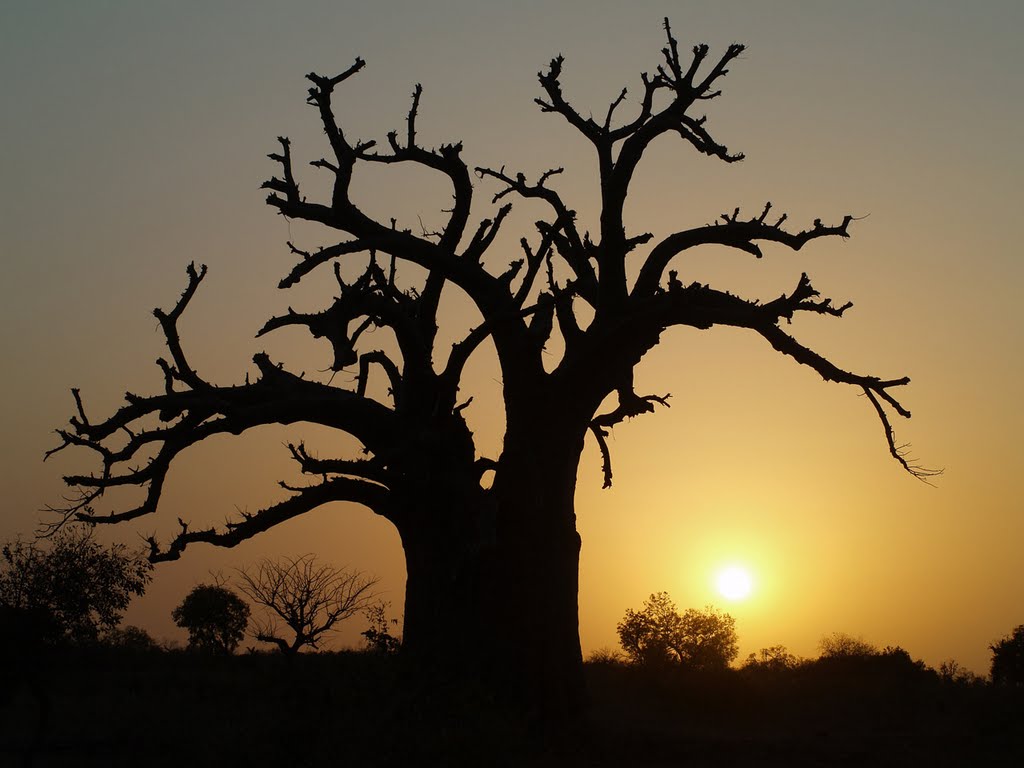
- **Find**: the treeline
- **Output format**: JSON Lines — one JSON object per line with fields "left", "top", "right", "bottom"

{"left": 603, "top": 590, "right": 1022, "bottom": 687}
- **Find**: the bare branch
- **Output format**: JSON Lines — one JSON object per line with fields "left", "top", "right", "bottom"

{"left": 356, "top": 350, "right": 401, "bottom": 404}
{"left": 604, "top": 87, "right": 629, "bottom": 131}
{"left": 754, "top": 322, "right": 935, "bottom": 481}
{"left": 47, "top": 262, "right": 399, "bottom": 536}
{"left": 462, "top": 203, "right": 513, "bottom": 263}
{"left": 151, "top": 262, "right": 209, "bottom": 389}
{"left": 147, "top": 475, "right": 392, "bottom": 562}
{"left": 862, "top": 389, "right": 943, "bottom": 484}
{"left": 475, "top": 166, "right": 594, "bottom": 294}
{"left": 634, "top": 209, "right": 854, "bottom": 298}
{"left": 589, "top": 388, "right": 671, "bottom": 488}
{"left": 278, "top": 239, "right": 371, "bottom": 288}
{"left": 535, "top": 55, "right": 603, "bottom": 143}
{"left": 674, "top": 115, "right": 745, "bottom": 163}
{"left": 356, "top": 83, "right": 473, "bottom": 251}
{"left": 286, "top": 442, "right": 388, "bottom": 484}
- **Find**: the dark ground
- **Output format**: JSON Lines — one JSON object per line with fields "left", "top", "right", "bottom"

{"left": 1, "top": 649, "right": 1021, "bottom": 767}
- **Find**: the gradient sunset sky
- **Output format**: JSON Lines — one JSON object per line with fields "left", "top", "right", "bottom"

{"left": 2, "top": 1, "right": 1021, "bottom": 672}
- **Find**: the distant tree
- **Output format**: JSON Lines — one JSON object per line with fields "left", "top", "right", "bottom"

{"left": 172, "top": 583, "right": 250, "bottom": 654}
{"left": 742, "top": 644, "right": 801, "bottom": 671}
{"left": 990, "top": 625, "right": 1024, "bottom": 686}
{"left": 938, "top": 659, "right": 986, "bottom": 686}
{"left": 617, "top": 592, "right": 682, "bottom": 667}
{"left": 877, "top": 645, "right": 930, "bottom": 677}
{"left": 361, "top": 601, "right": 402, "bottom": 655}
{"left": 236, "top": 555, "right": 377, "bottom": 654}
{"left": 0, "top": 527, "right": 151, "bottom": 646}
{"left": 818, "top": 632, "right": 879, "bottom": 658}
{"left": 617, "top": 593, "right": 738, "bottom": 669}
{"left": 676, "top": 605, "right": 740, "bottom": 670}
{"left": 102, "top": 624, "right": 161, "bottom": 652}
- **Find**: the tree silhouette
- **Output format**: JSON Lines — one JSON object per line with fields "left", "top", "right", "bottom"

{"left": 742, "top": 644, "right": 802, "bottom": 671}
{"left": 990, "top": 625, "right": 1024, "bottom": 686}
{"left": 236, "top": 555, "right": 377, "bottom": 654}
{"left": 617, "top": 593, "right": 738, "bottom": 669}
{"left": 617, "top": 591, "right": 683, "bottom": 667}
{"left": 47, "top": 20, "right": 935, "bottom": 710}
{"left": 172, "top": 583, "right": 250, "bottom": 654}
{"left": 101, "top": 624, "right": 161, "bottom": 652}
{"left": 818, "top": 632, "right": 879, "bottom": 658}
{"left": 361, "top": 602, "right": 402, "bottom": 654}
{"left": 0, "top": 527, "right": 151, "bottom": 646}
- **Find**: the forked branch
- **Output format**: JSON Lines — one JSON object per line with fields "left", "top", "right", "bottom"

{"left": 46, "top": 265, "right": 401, "bottom": 552}
{"left": 756, "top": 323, "right": 940, "bottom": 482}
{"left": 589, "top": 388, "right": 671, "bottom": 488}
{"left": 146, "top": 474, "right": 392, "bottom": 562}
{"left": 634, "top": 205, "right": 854, "bottom": 298}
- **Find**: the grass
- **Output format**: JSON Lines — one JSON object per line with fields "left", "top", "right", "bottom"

{"left": 1, "top": 648, "right": 1021, "bottom": 767}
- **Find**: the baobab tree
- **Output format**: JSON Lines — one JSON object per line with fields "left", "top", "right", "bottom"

{"left": 47, "top": 20, "right": 935, "bottom": 712}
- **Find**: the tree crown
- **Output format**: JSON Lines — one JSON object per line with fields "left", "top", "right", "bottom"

{"left": 0, "top": 526, "right": 151, "bottom": 646}
{"left": 172, "top": 582, "right": 250, "bottom": 654}
{"left": 236, "top": 555, "right": 377, "bottom": 654}
{"left": 617, "top": 592, "right": 738, "bottom": 669}
{"left": 45, "top": 19, "right": 935, "bottom": 562}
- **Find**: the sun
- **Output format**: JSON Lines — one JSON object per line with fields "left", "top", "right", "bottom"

{"left": 715, "top": 565, "right": 754, "bottom": 601}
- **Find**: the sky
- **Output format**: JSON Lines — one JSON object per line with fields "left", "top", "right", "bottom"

{"left": 1, "top": 1, "right": 1022, "bottom": 672}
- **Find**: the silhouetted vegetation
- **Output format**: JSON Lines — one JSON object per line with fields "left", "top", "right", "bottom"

{"left": 617, "top": 593, "right": 738, "bottom": 670}
{"left": 0, "top": 527, "right": 151, "bottom": 648}
{"left": 938, "top": 658, "right": 987, "bottom": 687}
{"left": 818, "top": 631, "right": 881, "bottom": 658}
{"left": 990, "top": 624, "right": 1024, "bottom": 687}
{"left": 171, "top": 582, "right": 250, "bottom": 654}
{"left": 99, "top": 624, "right": 160, "bottom": 653}
{"left": 2, "top": 636, "right": 1021, "bottom": 767}
{"left": 236, "top": 555, "right": 377, "bottom": 654}
{"left": 361, "top": 601, "right": 402, "bottom": 654}
{"left": 49, "top": 17, "right": 937, "bottom": 712}
{"left": 742, "top": 644, "right": 803, "bottom": 671}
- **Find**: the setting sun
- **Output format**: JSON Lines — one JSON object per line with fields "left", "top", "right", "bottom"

{"left": 715, "top": 566, "right": 754, "bottom": 601}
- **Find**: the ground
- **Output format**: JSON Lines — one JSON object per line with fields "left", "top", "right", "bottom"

{"left": 2, "top": 649, "right": 1021, "bottom": 767}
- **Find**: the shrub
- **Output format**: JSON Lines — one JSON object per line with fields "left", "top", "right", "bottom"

{"left": 172, "top": 583, "right": 250, "bottom": 654}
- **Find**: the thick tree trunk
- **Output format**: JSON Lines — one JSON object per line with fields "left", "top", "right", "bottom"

{"left": 398, "top": 506, "right": 494, "bottom": 671}
{"left": 391, "top": 415, "right": 496, "bottom": 673}
{"left": 490, "top": 410, "right": 591, "bottom": 720}
{"left": 392, "top": 403, "right": 592, "bottom": 722}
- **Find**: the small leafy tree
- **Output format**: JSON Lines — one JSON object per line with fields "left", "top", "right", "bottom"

{"left": 675, "top": 605, "right": 740, "bottom": 670}
{"left": 990, "top": 625, "right": 1024, "bottom": 686}
{"left": 617, "top": 592, "right": 738, "bottom": 669}
{"left": 236, "top": 555, "right": 377, "bottom": 654}
{"left": 361, "top": 602, "right": 402, "bottom": 654}
{"left": 742, "top": 644, "right": 801, "bottom": 671}
{"left": 818, "top": 632, "right": 879, "bottom": 658}
{"left": 172, "top": 583, "right": 250, "bottom": 654}
{"left": 0, "top": 526, "right": 151, "bottom": 646}
{"left": 617, "top": 591, "right": 681, "bottom": 667}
